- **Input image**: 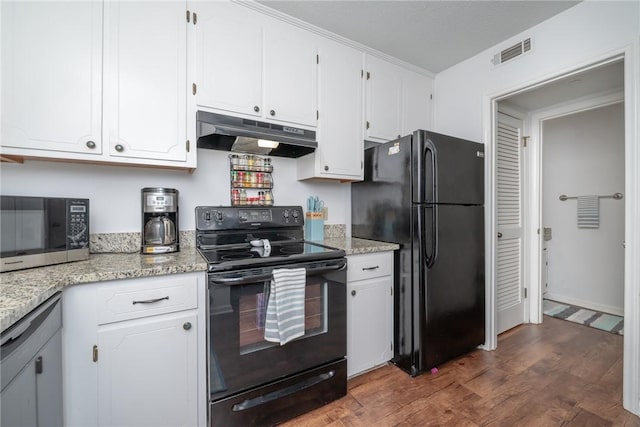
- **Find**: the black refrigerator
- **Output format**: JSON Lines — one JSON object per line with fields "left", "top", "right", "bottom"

{"left": 351, "top": 130, "right": 485, "bottom": 376}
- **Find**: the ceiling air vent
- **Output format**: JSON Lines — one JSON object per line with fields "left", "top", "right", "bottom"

{"left": 492, "top": 38, "right": 532, "bottom": 66}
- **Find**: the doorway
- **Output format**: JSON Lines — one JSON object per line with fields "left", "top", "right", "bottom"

{"left": 488, "top": 54, "right": 638, "bottom": 414}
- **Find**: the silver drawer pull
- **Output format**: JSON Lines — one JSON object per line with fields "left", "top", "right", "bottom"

{"left": 132, "top": 296, "right": 169, "bottom": 305}
{"left": 362, "top": 266, "right": 379, "bottom": 271}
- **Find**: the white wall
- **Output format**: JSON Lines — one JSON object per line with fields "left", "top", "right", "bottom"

{"left": 433, "top": 1, "right": 639, "bottom": 142}
{"left": 0, "top": 149, "right": 351, "bottom": 233}
{"left": 542, "top": 103, "right": 625, "bottom": 314}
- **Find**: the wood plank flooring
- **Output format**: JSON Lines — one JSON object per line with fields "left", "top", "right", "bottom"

{"left": 280, "top": 316, "right": 640, "bottom": 426}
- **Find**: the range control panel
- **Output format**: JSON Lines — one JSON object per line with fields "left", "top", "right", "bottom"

{"left": 196, "top": 206, "right": 303, "bottom": 231}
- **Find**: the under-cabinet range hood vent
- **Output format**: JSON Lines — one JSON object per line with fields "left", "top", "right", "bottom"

{"left": 196, "top": 111, "right": 317, "bottom": 158}
{"left": 491, "top": 37, "right": 532, "bottom": 66}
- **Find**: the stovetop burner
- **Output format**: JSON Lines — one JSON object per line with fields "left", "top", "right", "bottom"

{"left": 219, "top": 252, "right": 259, "bottom": 261}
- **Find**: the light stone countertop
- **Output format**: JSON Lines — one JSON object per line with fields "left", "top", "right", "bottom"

{"left": 314, "top": 237, "right": 400, "bottom": 255}
{"left": 0, "top": 247, "right": 207, "bottom": 333}
{"left": 0, "top": 237, "right": 396, "bottom": 333}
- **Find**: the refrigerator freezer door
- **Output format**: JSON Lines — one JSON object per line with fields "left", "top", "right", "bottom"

{"left": 413, "top": 131, "right": 485, "bottom": 205}
{"left": 417, "top": 204, "right": 485, "bottom": 372}
{"left": 352, "top": 136, "right": 413, "bottom": 244}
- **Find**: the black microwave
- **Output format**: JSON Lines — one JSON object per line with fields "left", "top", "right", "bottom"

{"left": 1, "top": 196, "right": 90, "bottom": 272}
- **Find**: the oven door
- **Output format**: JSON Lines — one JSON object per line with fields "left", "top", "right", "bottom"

{"left": 208, "top": 257, "right": 347, "bottom": 401}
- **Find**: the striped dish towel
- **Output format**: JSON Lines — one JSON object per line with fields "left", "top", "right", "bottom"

{"left": 264, "top": 268, "right": 306, "bottom": 345}
{"left": 577, "top": 195, "right": 600, "bottom": 228}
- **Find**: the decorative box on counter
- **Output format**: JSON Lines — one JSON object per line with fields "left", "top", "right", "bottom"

{"left": 305, "top": 212, "right": 324, "bottom": 241}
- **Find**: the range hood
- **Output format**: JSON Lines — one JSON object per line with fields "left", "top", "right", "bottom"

{"left": 196, "top": 111, "right": 317, "bottom": 158}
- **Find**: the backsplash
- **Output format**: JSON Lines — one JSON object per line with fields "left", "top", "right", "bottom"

{"left": 90, "top": 231, "right": 196, "bottom": 253}
{"left": 91, "top": 225, "right": 345, "bottom": 253}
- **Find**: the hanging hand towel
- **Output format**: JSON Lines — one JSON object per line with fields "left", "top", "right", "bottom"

{"left": 577, "top": 195, "right": 600, "bottom": 228}
{"left": 264, "top": 267, "right": 306, "bottom": 345}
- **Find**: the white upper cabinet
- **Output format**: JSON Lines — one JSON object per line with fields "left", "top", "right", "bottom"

{"left": 297, "top": 38, "right": 363, "bottom": 181}
{"left": 364, "top": 55, "right": 403, "bottom": 142}
{"left": 195, "top": 1, "right": 263, "bottom": 118}
{"left": 263, "top": 20, "right": 318, "bottom": 127}
{"left": 104, "top": 1, "right": 189, "bottom": 163}
{"left": 194, "top": 2, "right": 318, "bottom": 128}
{"left": 1, "top": 1, "right": 195, "bottom": 169}
{"left": 1, "top": 1, "right": 102, "bottom": 155}
{"left": 402, "top": 68, "right": 433, "bottom": 134}
{"left": 364, "top": 54, "right": 433, "bottom": 143}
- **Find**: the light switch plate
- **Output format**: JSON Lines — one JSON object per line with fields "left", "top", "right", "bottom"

{"left": 323, "top": 206, "right": 328, "bottom": 221}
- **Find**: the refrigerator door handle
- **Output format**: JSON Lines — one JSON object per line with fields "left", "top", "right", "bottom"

{"left": 420, "top": 206, "right": 438, "bottom": 269}
{"left": 424, "top": 142, "right": 437, "bottom": 203}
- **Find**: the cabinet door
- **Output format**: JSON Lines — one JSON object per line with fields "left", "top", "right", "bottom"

{"left": 0, "top": 360, "right": 37, "bottom": 427}
{"left": 195, "top": 1, "right": 262, "bottom": 117}
{"left": 104, "top": 1, "right": 188, "bottom": 162}
{"left": 263, "top": 21, "right": 318, "bottom": 127}
{"left": 315, "top": 40, "right": 363, "bottom": 179}
{"left": 97, "top": 311, "right": 198, "bottom": 427}
{"left": 36, "top": 330, "right": 63, "bottom": 427}
{"left": 364, "top": 55, "right": 402, "bottom": 142}
{"left": 1, "top": 1, "right": 102, "bottom": 155}
{"left": 402, "top": 69, "right": 432, "bottom": 134}
{"left": 347, "top": 277, "right": 393, "bottom": 377}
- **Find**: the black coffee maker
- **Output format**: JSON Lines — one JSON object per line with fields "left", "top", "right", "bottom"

{"left": 141, "top": 188, "right": 179, "bottom": 254}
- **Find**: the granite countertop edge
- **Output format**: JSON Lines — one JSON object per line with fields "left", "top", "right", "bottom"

{"left": 314, "top": 237, "right": 400, "bottom": 255}
{"left": 0, "top": 238, "right": 397, "bottom": 333}
{"left": 0, "top": 247, "right": 208, "bottom": 333}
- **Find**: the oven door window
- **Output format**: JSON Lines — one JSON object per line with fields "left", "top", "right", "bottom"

{"left": 239, "top": 280, "right": 327, "bottom": 355}
{"left": 209, "top": 266, "right": 346, "bottom": 400}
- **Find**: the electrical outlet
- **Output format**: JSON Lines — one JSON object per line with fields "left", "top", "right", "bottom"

{"left": 323, "top": 206, "right": 328, "bottom": 221}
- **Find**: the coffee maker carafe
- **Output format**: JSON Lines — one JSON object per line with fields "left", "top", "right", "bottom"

{"left": 141, "top": 188, "right": 179, "bottom": 254}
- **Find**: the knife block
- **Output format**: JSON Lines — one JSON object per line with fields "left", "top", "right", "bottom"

{"left": 305, "top": 212, "right": 324, "bottom": 241}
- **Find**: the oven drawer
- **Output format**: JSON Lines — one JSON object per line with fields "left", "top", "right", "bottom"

{"left": 211, "top": 359, "right": 346, "bottom": 427}
{"left": 347, "top": 252, "right": 393, "bottom": 282}
{"left": 96, "top": 276, "right": 198, "bottom": 325}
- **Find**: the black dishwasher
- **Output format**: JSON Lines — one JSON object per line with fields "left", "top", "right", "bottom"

{"left": 1, "top": 293, "right": 63, "bottom": 427}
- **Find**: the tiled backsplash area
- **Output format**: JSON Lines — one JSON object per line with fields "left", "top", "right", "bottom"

{"left": 91, "top": 225, "right": 344, "bottom": 253}
{"left": 90, "top": 231, "right": 196, "bottom": 253}
{"left": 323, "top": 224, "right": 346, "bottom": 238}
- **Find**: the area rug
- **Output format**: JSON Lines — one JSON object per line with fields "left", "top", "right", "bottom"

{"left": 543, "top": 299, "right": 624, "bottom": 335}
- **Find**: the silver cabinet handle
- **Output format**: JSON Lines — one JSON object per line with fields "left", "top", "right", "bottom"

{"left": 86, "top": 140, "right": 96, "bottom": 149}
{"left": 324, "top": 165, "right": 329, "bottom": 171}
{"left": 132, "top": 296, "right": 169, "bottom": 305}
{"left": 269, "top": 110, "right": 276, "bottom": 116}
{"left": 362, "top": 266, "right": 379, "bottom": 271}
{"left": 254, "top": 106, "right": 260, "bottom": 113}
{"left": 114, "top": 144, "right": 124, "bottom": 152}
{"left": 351, "top": 290, "right": 356, "bottom": 296}
{"left": 183, "top": 322, "right": 192, "bottom": 330}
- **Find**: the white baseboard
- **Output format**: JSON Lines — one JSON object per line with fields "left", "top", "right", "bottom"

{"left": 544, "top": 293, "right": 624, "bottom": 317}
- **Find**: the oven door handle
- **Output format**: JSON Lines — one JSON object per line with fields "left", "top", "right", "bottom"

{"left": 209, "top": 260, "right": 347, "bottom": 286}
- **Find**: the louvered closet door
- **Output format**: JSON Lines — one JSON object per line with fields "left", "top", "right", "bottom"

{"left": 497, "top": 112, "right": 525, "bottom": 334}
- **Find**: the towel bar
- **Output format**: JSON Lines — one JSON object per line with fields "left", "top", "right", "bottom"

{"left": 559, "top": 192, "right": 623, "bottom": 201}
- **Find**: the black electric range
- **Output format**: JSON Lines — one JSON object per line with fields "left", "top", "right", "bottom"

{"left": 195, "top": 206, "right": 348, "bottom": 427}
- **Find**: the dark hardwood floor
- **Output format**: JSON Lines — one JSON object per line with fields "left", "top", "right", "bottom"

{"left": 281, "top": 316, "right": 640, "bottom": 426}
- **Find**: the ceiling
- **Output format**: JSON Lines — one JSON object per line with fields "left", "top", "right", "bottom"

{"left": 256, "top": 1, "right": 581, "bottom": 73}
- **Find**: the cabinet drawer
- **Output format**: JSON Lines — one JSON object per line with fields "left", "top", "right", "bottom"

{"left": 97, "top": 275, "right": 198, "bottom": 325}
{"left": 347, "top": 252, "right": 393, "bottom": 282}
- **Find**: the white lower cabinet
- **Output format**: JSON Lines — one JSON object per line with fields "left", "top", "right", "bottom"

{"left": 63, "top": 272, "right": 207, "bottom": 427}
{"left": 346, "top": 252, "right": 394, "bottom": 378}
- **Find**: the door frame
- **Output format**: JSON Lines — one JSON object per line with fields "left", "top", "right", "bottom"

{"left": 529, "top": 89, "right": 624, "bottom": 322}
{"left": 482, "top": 42, "right": 639, "bottom": 415}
